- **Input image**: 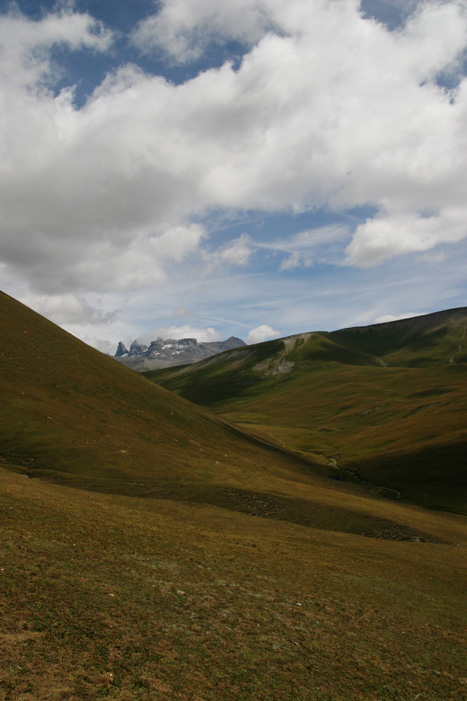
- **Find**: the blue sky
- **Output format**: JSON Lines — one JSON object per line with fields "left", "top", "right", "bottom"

{"left": 0, "top": 0, "right": 466, "bottom": 351}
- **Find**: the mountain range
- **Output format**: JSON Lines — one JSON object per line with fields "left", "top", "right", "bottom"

{"left": 114, "top": 335, "right": 246, "bottom": 370}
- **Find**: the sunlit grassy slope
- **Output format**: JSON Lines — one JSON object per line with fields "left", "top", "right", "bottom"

{"left": 145, "top": 308, "right": 467, "bottom": 513}
{"left": 1, "top": 293, "right": 467, "bottom": 698}
{"left": 2, "top": 468, "right": 467, "bottom": 700}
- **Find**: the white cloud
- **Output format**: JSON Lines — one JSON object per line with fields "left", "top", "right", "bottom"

{"left": 204, "top": 234, "right": 254, "bottom": 270}
{"left": 0, "top": 8, "right": 112, "bottom": 90}
{"left": 279, "top": 251, "right": 303, "bottom": 271}
{"left": 137, "top": 325, "right": 222, "bottom": 345}
{"left": 346, "top": 210, "right": 467, "bottom": 266}
{"left": 21, "top": 293, "right": 119, "bottom": 326}
{"left": 132, "top": 0, "right": 277, "bottom": 63}
{"left": 247, "top": 324, "right": 281, "bottom": 344}
{"left": 219, "top": 234, "right": 253, "bottom": 265}
{"left": 81, "top": 336, "right": 119, "bottom": 355}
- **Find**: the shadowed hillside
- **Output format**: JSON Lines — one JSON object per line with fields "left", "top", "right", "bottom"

{"left": 145, "top": 308, "right": 467, "bottom": 513}
{"left": 329, "top": 307, "right": 467, "bottom": 366}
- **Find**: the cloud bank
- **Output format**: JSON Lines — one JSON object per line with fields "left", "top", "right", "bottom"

{"left": 137, "top": 325, "right": 222, "bottom": 345}
{"left": 1, "top": 1, "right": 467, "bottom": 331}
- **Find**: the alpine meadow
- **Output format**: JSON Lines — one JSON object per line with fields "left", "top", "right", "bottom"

{"left": 1, "top": 292, "right": 466, "bottom": 700}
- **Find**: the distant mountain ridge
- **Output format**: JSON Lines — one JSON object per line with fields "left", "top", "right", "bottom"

{"left": 114, "top": 335, "right": 246, "bottom": 371}
{"left": 327, "top": 307, "right": 467, "bottom": 364}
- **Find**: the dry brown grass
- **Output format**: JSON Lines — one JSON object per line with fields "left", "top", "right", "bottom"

{"left": 1, "top": 468, "right": 466, "bottom": 700}
{"left": 1, "top": 292, "right": 466, "bottom": 699}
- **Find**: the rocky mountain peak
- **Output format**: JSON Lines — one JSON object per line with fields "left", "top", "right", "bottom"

{"left": 114, "top": 335, "right": 246, "bottom": 371}
{"left": 129, "top": 341, "right": 148, "bottom": 357}
{"left": 115, "top": 341, "right": 129, "bottom": 357}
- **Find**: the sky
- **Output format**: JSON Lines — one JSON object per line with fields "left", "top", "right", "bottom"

{"left": 0, "top": 0, "right": 466, "bottom": 353}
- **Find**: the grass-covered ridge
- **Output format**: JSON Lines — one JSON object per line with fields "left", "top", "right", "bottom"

{"left": 146, "top": 308, "right": 467, "bottom": 513}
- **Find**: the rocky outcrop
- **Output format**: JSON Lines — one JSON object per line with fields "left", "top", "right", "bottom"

{"left": 128, "top": 341, "right": 149, "bottom": 357}
{"left": 115, "top": 341, "right": 129, "bottom": 357}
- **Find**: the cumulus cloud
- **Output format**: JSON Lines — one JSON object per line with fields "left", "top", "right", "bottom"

{"left": 1, "top": 0, "right": 467, "bottom": 313}
{"left": 247, "top": 324, "right": 281, "bottom": 344}
{"left": 131, "top": 0, "right": 467, "bottom": 266}
{"left": 0, "top": 7, "right": 112, "bottom": 89}
{"left": 346, "top": 210, "right": 467, "bottom": 266}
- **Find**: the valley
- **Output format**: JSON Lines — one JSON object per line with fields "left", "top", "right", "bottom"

{"left": 146, "top": 309, "right": 467, "bottom": 514}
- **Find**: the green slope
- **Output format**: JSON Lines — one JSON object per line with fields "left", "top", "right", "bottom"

{"left": 330, "top": 307, "right": 467, "bottom": 366}
{"left": 145, "top": 309, "right": 467, "bottom": 513}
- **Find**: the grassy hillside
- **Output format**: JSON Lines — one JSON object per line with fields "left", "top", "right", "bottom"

{"left": 330, "top": 308, "right": 467, "bottom": 366}
{"left": 1, "top": 467, "right": 467, "bottom": 700}
{"left": 1, "top": 293, "right": 466, "bottom": 698}
{"left": 0, "top": 290, "right": 440, "bottom": 540}
{"left": 0, "top": 291, "right": 273, "bottom": 490}
{"left": 145, "top": 309, "right": 467, "bottom": 513}
{"left": 1, "top": 290, "right": 328, "bottom": 496}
